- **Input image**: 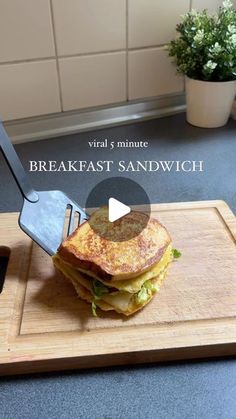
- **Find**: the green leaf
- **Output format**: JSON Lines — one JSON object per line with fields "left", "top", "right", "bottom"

{"left": 136, "top": 286, "right": 149, "bottom": 305}
{"left": 92, "top": 280, "right": 109, "bottom": 299}
{"left": 135, "top": 279, "right": 159, "bottom": 305}
{"left": 145, "top": 280, "right": 158, "bottom": 293}
{"left": 172, "top": 248, "right": 182, "bottom": 259}
{"left": 168, "top": 1, "right": 236, "bottom": 81}
{"left": 91, "top": 301, "right": 97, "bottom": 317}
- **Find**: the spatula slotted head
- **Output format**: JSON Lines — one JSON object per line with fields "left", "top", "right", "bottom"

{"left": 19, "top": 191, "right": 88, "bottom": 255}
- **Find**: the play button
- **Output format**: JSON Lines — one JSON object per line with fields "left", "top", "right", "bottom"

{"left": 108, "top": 198, "right": 130, "bottom": 222}
{"left": 85, "top": 177, "right": 151, "bottom": 242}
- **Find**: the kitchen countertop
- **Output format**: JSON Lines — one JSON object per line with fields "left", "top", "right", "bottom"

{"left": 0, "top": 113, "right": 236, "bottom": 419}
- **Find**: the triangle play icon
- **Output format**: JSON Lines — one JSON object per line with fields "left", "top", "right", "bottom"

{"left": 108, "top": 198, "right": 131, "bottom": 222}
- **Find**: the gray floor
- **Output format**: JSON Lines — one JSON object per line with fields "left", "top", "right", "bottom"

{"left": 0, "top": 113, "right": 236, "bottom": 419}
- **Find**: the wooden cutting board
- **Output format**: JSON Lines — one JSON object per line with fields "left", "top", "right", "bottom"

{"left": 0, "top": 200, "right": 236, "bottom": 375}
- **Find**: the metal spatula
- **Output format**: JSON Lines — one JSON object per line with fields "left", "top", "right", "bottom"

{"left": 0, "top": 121, "right": 88, "bottom": 255}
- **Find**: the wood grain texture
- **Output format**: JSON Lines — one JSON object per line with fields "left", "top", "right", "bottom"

{"left": 0, "top": 200, "right": 235, "bottom": 375}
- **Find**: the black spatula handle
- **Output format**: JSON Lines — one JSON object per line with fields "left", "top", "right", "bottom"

{"left": 0, "top": 121, "right": 38, "bottom": 203}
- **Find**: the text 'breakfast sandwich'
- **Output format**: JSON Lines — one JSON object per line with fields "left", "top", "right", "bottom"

{"left": 53, "top": 207, "right": 181, "bottom": 316}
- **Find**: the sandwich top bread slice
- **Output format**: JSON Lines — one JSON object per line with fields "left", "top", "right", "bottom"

{"left": 57, "top": 206, "right": 172, "bottom": 281}
{"left": 53, "top": 207, "right": 177, "bottom": 316}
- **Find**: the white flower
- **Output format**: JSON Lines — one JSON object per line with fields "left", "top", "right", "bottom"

{"left": 204, "top": 60, "right": 217, "bottom": 72}
{"left": 180, "top": 13, "right": 187, "bottom": 20}
{"left": 230, "top": 34, "right": 236, "bottom": 46}
{"left": 228, "top": 24, "right": 236, "bottom": 34}
{"left": 194, "top": 29, "right": 204, "bottom": 44}
{"left": 210, "top": 42, "right": 222, "bottom": 54}
{"left": 223, "top": 0, "right": 233, "bottom": 10}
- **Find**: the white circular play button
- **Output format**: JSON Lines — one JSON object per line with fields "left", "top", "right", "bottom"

{"left": 85, "top": 177, "right": 151, "bottom": 241}
{"left": 108, "top": 198, "right": 131, "bottom": 222}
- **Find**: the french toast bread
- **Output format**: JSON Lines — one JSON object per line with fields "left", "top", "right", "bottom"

{"left": 58, "top": 207, "right": 172, "bottom": 281}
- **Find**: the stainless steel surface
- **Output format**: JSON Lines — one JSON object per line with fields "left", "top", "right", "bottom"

{"left": 5, "top": 93, "right": 185, "bottom": 144}
{"left": 19, "top": 190, "right": 87, "bottom": 255}
{"left": 0, "top": 122, "right": 87, "bottom": 255}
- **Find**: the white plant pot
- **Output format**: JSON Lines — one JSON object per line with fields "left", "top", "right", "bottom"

{"left": 185, "top": 76, "right": 236, "bottom": 128}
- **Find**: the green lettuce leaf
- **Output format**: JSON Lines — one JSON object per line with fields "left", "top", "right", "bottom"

{"left": 136, "top": 286, "right": 149, "bottom": 305}
{"left": 91, "top": 280, "right": 110, "bottom": 317}
{"left": 135, "top": 278, "right": 160, "bottom": 305}
{"left": 172, "top": 248, "right": 182, "bottom": 259}
{"left": 91, "top": 301, "right": 97, "bottom": 317}
{"left": 92, "top": 280, "right": 109, "bottom": 299}
{"left": 145, "top": 280, "right": 158, "bottom": 293}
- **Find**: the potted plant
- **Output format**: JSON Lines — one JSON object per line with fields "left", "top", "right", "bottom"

{"left": 169, "top": 0, "right": 236, "bottom": 128}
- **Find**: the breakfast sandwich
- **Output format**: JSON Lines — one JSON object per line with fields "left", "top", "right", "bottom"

{"left": 53, "top": 207, "right": 180, "bottom": 316}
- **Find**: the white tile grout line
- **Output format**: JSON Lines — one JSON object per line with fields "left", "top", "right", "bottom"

{"left": 127, "top": 44, "right": 168, "bottom": 52}
{"left": 49, "top": 0, "right": 63, "bottom": 113}
{"left": 0, "top": 56, "right": 56, "bottom": 66}
{"left": 0, "top": 46, "right": 169, "bottom": 67}
{"left": 0, "top": 1, "right": 197, "bottom": 69}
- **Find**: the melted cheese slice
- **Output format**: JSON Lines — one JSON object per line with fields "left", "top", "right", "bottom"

{"left": 76, "top": 244, "right": 172, "bottom": 293}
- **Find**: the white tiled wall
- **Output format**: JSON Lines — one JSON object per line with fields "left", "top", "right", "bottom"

{"left": 0, "top": 0, "right": 55, "bottom": 62}
{"left": 0, "top": 61, "right": 60, "bottom": 120}
{"left": 0, "top": 0, "right": 230, "bottom": 121}
{"left": 59, "top": 53, "right": 126, "bottom": 110}
{"left": 128, "top": 0, "right": 189, "bottom": 48}
{"left": 192, "top": 0, "right": 223, "bottom": 12}
{"left": 192, "top": 0, "right": 236, "bottom": 12}
{"left": 52, "top": 0, "right": 126, "bottom": 55}
{"left": 129, "top": 48, "right": 184, "bottom": 100}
